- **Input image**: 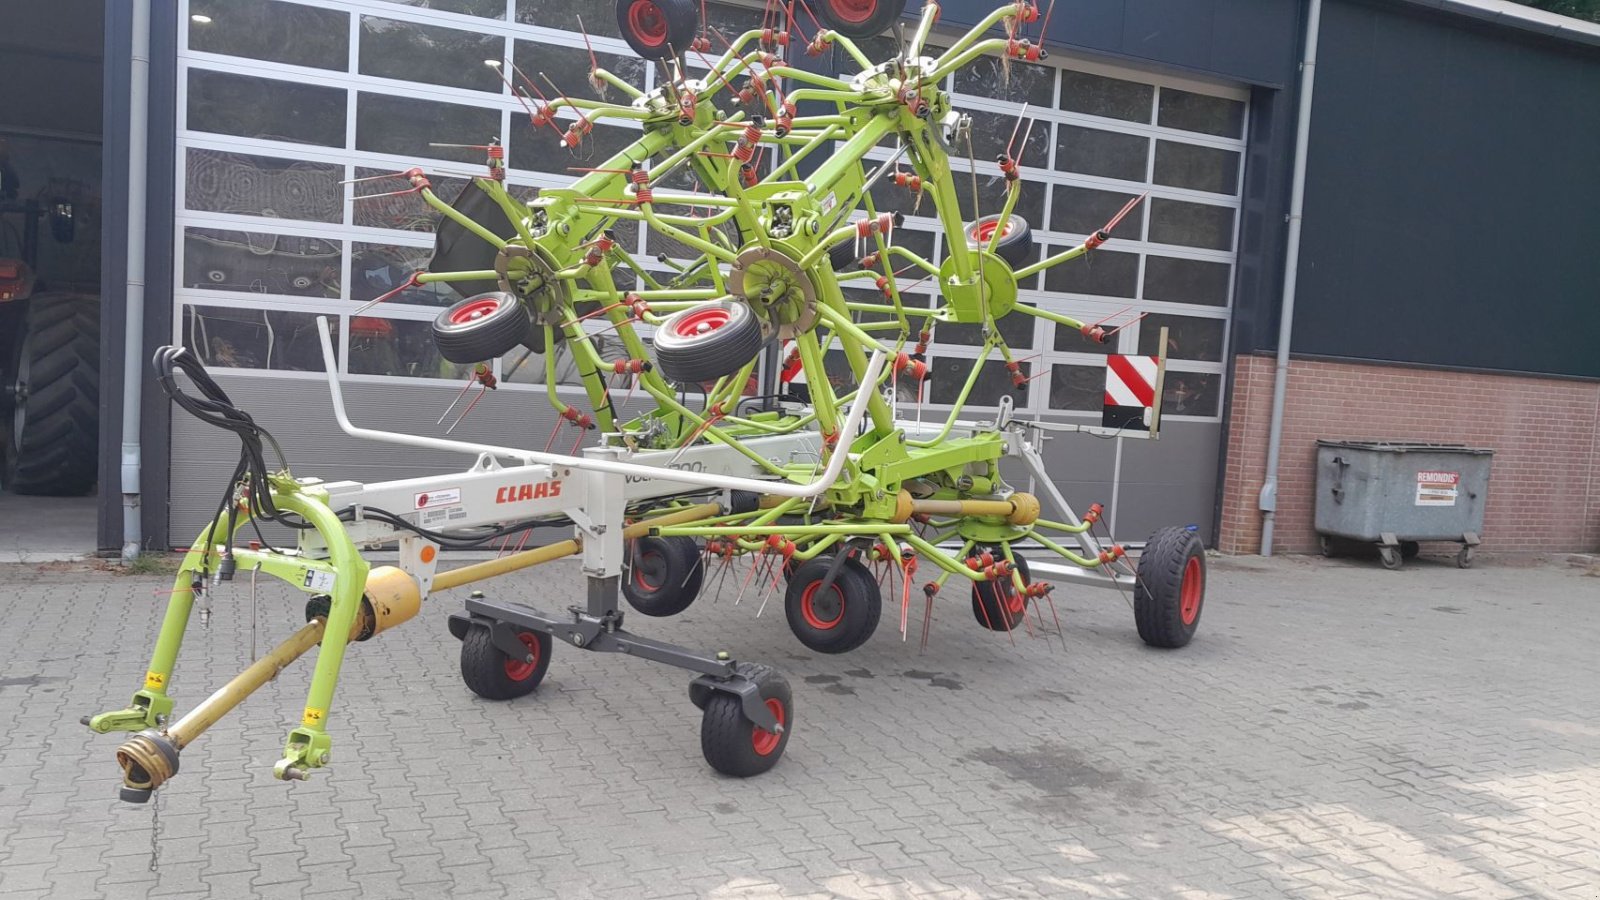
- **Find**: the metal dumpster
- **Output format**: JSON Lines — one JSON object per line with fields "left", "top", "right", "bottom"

{"left": 1314, "top": 441, "right": 1493, "bottom": 569}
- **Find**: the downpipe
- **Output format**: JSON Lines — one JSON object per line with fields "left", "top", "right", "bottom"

{"left": 120, "top": 0, "right": 152, "bottom": 560}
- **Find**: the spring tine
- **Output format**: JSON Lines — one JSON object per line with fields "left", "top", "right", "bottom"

{"left": 445, "top": 384, "right": 487, "bottom": 435}
{"left": 338, "top": 170, "right": 407, "bottom": 185}
{"left": 732, "top": 553, "right": 760, "bottom": 606}
{"left": 437, "top": 376, "right": 478, "bottom": 425}
{"left": 1045, "top": 590, "right": 1067, "bottom": 653}
{"left": 754, "top": 557, "right": 780, "bottom": 617}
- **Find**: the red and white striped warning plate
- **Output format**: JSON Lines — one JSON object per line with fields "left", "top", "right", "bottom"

{"left": 1103, "top": 354, "right": 1158, "bottom": 430}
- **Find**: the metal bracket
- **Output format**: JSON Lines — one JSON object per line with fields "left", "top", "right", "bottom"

{"left": 689, "top": 672, "right": 781, "bottom": 732}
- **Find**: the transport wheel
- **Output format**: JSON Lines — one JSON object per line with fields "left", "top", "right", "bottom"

{"left": 460, "top": 625, "right": 552, "bottom": 700}
{"left": 1318, "top": 535, "right": 1334, "bottom": 558}
{"left": 971, "top": 550, "right": 1032, "bottom": 632}
{"left": 1133, "top": 526, "right": 1206, "bottom": 648}
{"left": 3, "top": 293, "right": 100, "bottom": 496}
{"left": 431, "top": 291, "right": 533, "bottom": 363}
{"left": 966, "top": 214, "right": 1034, "bottom": 268}
{"left": 616, "top": 0, "right": 698, "bottom": 60}
{"left": 784, "top": 555, "right": 881, "bottom": 654}
{"left": 622, "top": 535, "right": 705, "bottom": 617}
{"left": 653, "top": 300, "right": 764, "bottom": 383}
{"left": 812, "top": 0, "right": 906, "bottom": 39}
{"left": 1378, "top": 545, "right": 1403, "bottom": 570}
{"left": 700, "top": 663, "right": 792, "bottom": 777}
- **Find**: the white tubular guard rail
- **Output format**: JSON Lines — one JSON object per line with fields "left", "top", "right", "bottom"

{"left": 314, "top": 316, "right": 884, "bottom": 499}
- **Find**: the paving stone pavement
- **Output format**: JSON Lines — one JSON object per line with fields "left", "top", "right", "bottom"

{"left": 1, "top": 552, "right": 1598, "bottom": 899}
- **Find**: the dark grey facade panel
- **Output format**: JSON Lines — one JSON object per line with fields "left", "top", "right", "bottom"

{"left": 1289, "top": 0, "right": 1600, "bottom": 378}
{"left": 98, "top": 0, "right": 130, "bottom": 554}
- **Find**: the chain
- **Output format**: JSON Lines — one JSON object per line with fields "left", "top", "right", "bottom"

{"left": 148, "top": 790, "right": 160, "bottom": 872}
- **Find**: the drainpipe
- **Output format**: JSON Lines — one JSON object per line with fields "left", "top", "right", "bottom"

{"left": 1258, "top": 0, "right": 1323, "bottom": 556}
{"left": 121, "top": 0, "right": 151, "bottom": 560}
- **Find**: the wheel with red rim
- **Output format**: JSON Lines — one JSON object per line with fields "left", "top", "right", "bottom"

{"left": 652, "top": 299, "right": 764, "bottom": 384}
{"left": 966, "top": 214, "right": 1035, "bottom": 268}
{"left": 431, "top": 291, "right": 535, "bottom": 363}
{"left": 783, "top": 555, "right": 881, "bottom": 654}
{"left": 699, "top": 662, "right": 792, "bottom": 777}
{"left": 622, "top": 535, "right": 704, "bottom": 617}
{"left": 459, "top": 624, "right": 553, "bottom": 700}
{"left": 1133, "top": 526, "right": 1206, "bottom": 648}
{"left": 971, "top": 549, "right": 1032, "bottom": 632}
{"left": 812, "top": 0, "right": 906, "bottom": 39}
{"left": 616, "top": 0, "right": 699, "bottom": 60}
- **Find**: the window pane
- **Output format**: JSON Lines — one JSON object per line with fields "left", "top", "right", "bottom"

{"left": 375, "top": 0, "right": 505, "bottom": 18}
{"left": 189, "top": 0, "right": 349, "bottom": 71}
{"left": 951, "top": 176, "right": 1045, "bottom": 240}
{"left": 937, "top": 303, "right": 1035, "bottom": 348}
{"left": 1137, "top": 314, "right": 1225, "bottom": 362}
{"left": 1048, "top": 364, "right": 1101, "bottom": 411}
{"left": 360, "top": 17, "right": 504, "bottom": 93}
{"left": 1157, "top": 88, "right": 1245, "bottom": 138}
{"left": 1054, "top": 124, "right": 1148, "bottom": 182}
{"left": 349, "top": 316, "right": 475, "bottom": 379}
{"left": 1143, "top": 255, "right": 1230, "bottom": 306}
{"left": 514, "top": 0, "right": 621, "bottom": 38}
{"left": 1043, "top": 247, "right": 1138, "bottom": 298}
{"left": 502, "top": 336, "right": 632, "bottom": 388}
{"left": 508, "top": 114, "right": 639, "bottom": 173}
{"left": 188, "top": 70, "right": 346, "bottom": 147}
{"left": 929, "top": 358, "right": 1029, "bottom": 407}
{"left": 185, "top": 149, "right": 342, "bottom": 223}
{"left": 1050, "top": 185, "right": 1144, "bottom": 238}
{"left": 963, "top": 110, "right": 1050, "bottom": 169}
{"left": 1161, "top": 371, "right": 1220, "bottom": 417}
{"left": 1052, "top": 322, "right": 1115, "bottom": 354}
{"left": 1153, "top": 141, "right": 1240, "bottom": 195}
{"left": 1059, "top": 69, "right": 1152, "bottom": 123}
{"left": 356, "top": 93, "right": 500, "bottom": 164}
{"left": 353, "top": 167, "right": 472, "bottom": 232}
{"left": 181, "top": 305, "right": 340, "bottom": 372}
{"left": 955, "top": 56, "right": 1053, "bottom": 106}
{"left": 352, "top": 243, "right": 458, "bottom": 307}
{"left": 183, "top": 228, "right": 341, "bottom": 297}
{"left": 1148, "top": 198, "right": 1234, "bottom": 251}
{"left": 512, "top": 41, "right": 648, "bottom": 103}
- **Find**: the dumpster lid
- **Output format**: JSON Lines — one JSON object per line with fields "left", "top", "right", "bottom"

{"left": 1316, "top": 440, "right": 1492, "bottom": 455}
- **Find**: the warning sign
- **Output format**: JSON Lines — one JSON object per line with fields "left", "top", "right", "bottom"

{"left": 1415, "top": 471, "right": 1460, "bottom": 507}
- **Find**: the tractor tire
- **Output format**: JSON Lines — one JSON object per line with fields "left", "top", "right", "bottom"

{"left": 813, "top": 0, "right": 907, "bottom": 39}
{"left": 4, "top": 293, "right": 99, "bottom": 496}
{"left": 431, "top": 291, "right": 534, "bottom": 363}
{"left": 971, "top": 550, "right": 1032, "bottom": 632}
{"left": 652, "top": 300, "right": 764, "bottom": 384}
{"left": 966, "top": 214, "right": 1035, "bottom": 268}
{"left": 1133, "top": 526, "right": 1206, "bottom": 648}
{"left": 617, "top": 0, "right": 699, "bottom": 60}
{"left": 783, "top": 555, "right": 880, "bottom": 654}
{"left": 699, "top": 662, "right": 792, "bottom": 777}
{"left": 622, "top": 534, "right": 705, "bottom": 617}
{"left": 460, "top": 624, "right": 552, "bottom": 700}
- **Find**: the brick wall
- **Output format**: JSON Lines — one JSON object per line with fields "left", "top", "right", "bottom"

{"left": 1219, "top": 354, "right": 1600, "bottom": 554}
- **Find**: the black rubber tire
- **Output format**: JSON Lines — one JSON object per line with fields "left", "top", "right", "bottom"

{"left": 616, "top": 0, "right": 699, "bottom": 60}
{"left": 971, "top": 550, "right": 1032, "bottom": 632}
{"left": 1133, "top": 526, "right": 1206, "bottom": 648}
{"left": 828, "top": 238, "right": 859, "bottom": 272}
{"left": 4, "top": 294, "right": 100, "bottom": 496}
{"left": 652, "top": 300, "right": 764, "bottom": 383}
{"left": 812, "top": 0, "right": 907, "bottom": 39}
{"left": 700, "top": 662, "right": 792, "bottom": 777}
{"left": 966, "top": 214, "right": 1035, "bottom": 269}
{"left": 430, "top": 181, "right": 518, "bottom": 301}
{"left": 460, "top": 625, "right": 552, "bottom": 700}
{"left": 783, "top": 555, "right": 880, "bottom": 654}
{"left": 431, "top": 291, "right": 534, "bottom": 363}
{"left": 622, "top": 535, "right": 705, "bottom": 617}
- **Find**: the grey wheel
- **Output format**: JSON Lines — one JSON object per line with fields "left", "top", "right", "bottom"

{"left": 1379, "top": 545, "right": 1403, "bottom": 571}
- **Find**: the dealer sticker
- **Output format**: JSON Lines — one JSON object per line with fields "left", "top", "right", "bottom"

{"left": 414, "top": 488, "right": 462, "bottom": 510}
{"left": 1415, "top": 471, "right": 1460, "bottom": 507}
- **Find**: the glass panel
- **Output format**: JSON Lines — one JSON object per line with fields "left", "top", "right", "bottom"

{"left": 950, "top": 176, "right": 1045, "bottom": 241}
{"left": 182, "top": 228, "right": 341, "bottom": 297}
{"left": 349, "top": 316, "right": 474, "bottom": 379}
{"left": 844, "top": 286, "right": 930, "bottom": 328}
{"left": 1048, "top": 364, "right": 1102, "bottom": 411}
{"left": 501, "top": 333, "right": 635, "bottom": 388}
{"left": 1142, "top": 255, "right": 1230, "bottom": 307}
{"left": 1157, "top": 88, "right": 1245, "bottom": 138}
{"left": 181, "top": 305, "right": 340, "bottom": 372}
{"left": 1043, "top": 246, "right": 1138, "bottom": 298}
{"left": 1049, "top": 185, "right": 1145, "bottom": 238}
{"left": 937, "top": 303, "right": 1035, "bottom": 348}
{"left": 187, "top": 70, "right": 346, "bottom": 147}
{"left": 188, "top": 0, "right": 349, "bottom": 71}
{"left": 511, "top": 41, "right": 648, "bottom": 104}
{"left": 356, "top": 93, "right": 500, "bottom": 164}
{"left": 1053, "top": 124, "right": 1148, "bottom": 182}
{"left": 1153, "top": 140, "right": 1240, "bottom": 195}
{"left": 351, "top": 243, "right": 458, "bottom": 307}
{"left": 360, "top": 17, "right": 504, "bottom": 93}
{"left": 929, "top": 358, "right": 1029, "bottom": 407}
{"left": 1148, "top": 198, "right": 1234, "bottom": 251}
{"left": 515, "top": 0, "right": 622, "bottom": 38}
{"left": 963, "top": 110, "right": 1050, "bottom": 168}
{"left": 185, "top": 149, "right": 342, "bottom": 223}
{"left": 955, "top": 57, "right": 1053, "bottom": 107}
{"left": 1053, "top": 322, "right": 1114, "bottom": 354}
{"left": 352, "top": 168, "right": 472, "bottom": 232}
{"left": 1059, "top": 69, "right": 1152, "bottom": 123}
{"left": 508, "top": 113, "right": 639, "bottom": 172}
{"left": 374, "top": 0, "right": 505, "bottom": 18}
{"left": 1137, "top": 313, "right": 1225, "bottom": 362}
{"left": 1160, "top": 371, "right": 1220, "bottom": 417}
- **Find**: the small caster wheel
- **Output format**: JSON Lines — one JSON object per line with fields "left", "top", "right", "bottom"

{"left": 1456, "top": 545, "right": 1475, "bottom": 569}
{"left": 699, "top": 663, "right": 792, "bottom": 777}
{"left": 622, "top": 535, "right": 704, "bottom": 617}
{"left": 1378, "top": 545, "right": 1403, "bottom": 570}
{"left": 1318, "top": 535, "right": 1334, "bottom": 558}
{"left": 460, "top": 625, "right": 551, "bottom": 700}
